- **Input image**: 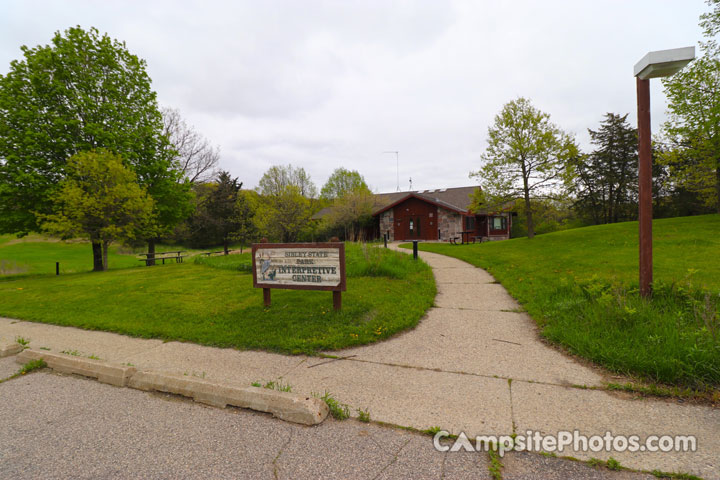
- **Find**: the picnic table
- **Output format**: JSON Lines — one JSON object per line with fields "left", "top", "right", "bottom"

{"left": 449, "top": 231, "right": 477, "bottom": 245}
{"left": 138, "top": 251, "right": 187, "bottom": 266}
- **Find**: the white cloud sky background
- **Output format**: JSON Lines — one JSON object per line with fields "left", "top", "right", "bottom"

{"left": 0, "top": 1, "right": 707, "bottom": 193}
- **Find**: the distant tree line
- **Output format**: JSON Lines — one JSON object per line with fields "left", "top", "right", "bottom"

{"left": 170, "top": 164, "right": 374, "bottom": 250}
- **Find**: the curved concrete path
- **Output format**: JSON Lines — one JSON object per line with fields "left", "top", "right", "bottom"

{"left": 1, "top": 246, "right": 718, "bottom": 479}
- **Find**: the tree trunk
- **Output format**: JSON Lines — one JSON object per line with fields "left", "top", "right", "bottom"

{"left": 223, "top": 238, "right": 229, "bottom": 255}
{"left": 92, "top": 242, "right": 103, "bottom": 272}
{"left": 524, "top": 192, "right": 534, "bottom": 239}
{"left": 101, "top": 240, "right": 109, "bottom": 271}
{"left": 521, "top": 161, "right": 534, "bottom": 239}
{"left": 147, "top": 239, "right": 156, "bottom": 266}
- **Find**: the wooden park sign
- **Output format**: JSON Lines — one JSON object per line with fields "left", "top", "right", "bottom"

{"left": 252, "top": 242, "right": 346, "bottom": 310}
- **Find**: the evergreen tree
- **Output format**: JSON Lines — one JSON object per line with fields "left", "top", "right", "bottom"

{"left": 190, "top": 171, "right": 245, "bottom": 254}
{"left": 572, "top": 113, "right": 638, "bottom": 224}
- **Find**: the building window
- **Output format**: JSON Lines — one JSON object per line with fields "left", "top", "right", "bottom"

{"left": 465, "top": 216, "right": 475, "bottom": 231}
{"left": 492, "top": 216, "right": 507, "bottom": 231}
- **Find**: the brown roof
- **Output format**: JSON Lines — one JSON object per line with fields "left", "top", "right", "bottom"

{"left": 310, "top": 206, "right": 334, "bottom": 220}
{"left": 312, "top": 185, "right": 513, "bottom": 220}
{"left": 372, "top": 186, "right": 480, "bottom": 215}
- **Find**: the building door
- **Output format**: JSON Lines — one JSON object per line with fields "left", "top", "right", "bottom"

{"left": 405, "top": 216, "right": 422, "bottom": 239}
{"left": 393, "top": 198, "right": 438, "bottom": 240}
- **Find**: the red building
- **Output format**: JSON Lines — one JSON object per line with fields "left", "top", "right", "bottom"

{"left": 371, "top": 186, "right": 513, "bottom": 242}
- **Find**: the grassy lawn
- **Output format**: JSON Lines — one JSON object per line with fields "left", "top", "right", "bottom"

{"left": 402, "top": 214, "right": 720, "bottom": 389}
{"left": 0, "top": 234, "right": 216, "bottom": 276}
{"left": 0, "top": 234, "right": 140, "bottom": 275}
{"left": 0, "top": 243, "right": 435, "bottom": 354}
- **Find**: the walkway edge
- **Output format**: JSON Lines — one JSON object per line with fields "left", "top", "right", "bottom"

{"left": 0, "top": 342, "right": 23, "bottom": 358}
{"left": 17, "top": 349, "right": 136, "bottom": 386}
{"left": 16, "top": 349, "right": 329, "bottom": 426}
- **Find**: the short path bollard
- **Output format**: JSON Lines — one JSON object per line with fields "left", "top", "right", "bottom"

{"left": 56, "top": 262, "right": 59, "bottom": 276}
{"left": 383, "top": 234, "right": 387, "bottom": 248}
{"left": 412, "top": 240, "right": 418, "bottom": 260}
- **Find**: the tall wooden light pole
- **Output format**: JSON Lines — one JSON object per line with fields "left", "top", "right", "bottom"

{"left": 633, "top": 47, "right": 694, "bottom": 297}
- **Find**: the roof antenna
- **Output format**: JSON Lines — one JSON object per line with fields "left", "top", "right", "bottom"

{"left": 409, "top": 177, "right": 413, "bottom": 191}
{"left": 383, "top": 151, "right": 399, "bottom": 191}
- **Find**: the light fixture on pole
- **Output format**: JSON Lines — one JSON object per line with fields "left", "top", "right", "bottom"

{"left": 633, "top": 46, "right": 694, "bottom": 298}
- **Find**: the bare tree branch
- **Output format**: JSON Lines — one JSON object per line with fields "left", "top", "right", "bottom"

{"left": 161, "top": 107, "right": 220, "bottom": 184}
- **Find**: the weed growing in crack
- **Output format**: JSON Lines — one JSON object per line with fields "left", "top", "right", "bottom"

{"left": 253, "top": 380, "right": 292, "bottom": 392}
{"left": 650, "top": 469, "right": 703, "bottom": 480}
{"left": 19, "top": 359, "right": 46, "bottom": 375}
{"left": 314, "top": 391, "right": 350, "bottom": 420}
{"left": 606, "top": 457, "right": 622, "bottom": 471}
{"left": 263, "top": 381, "right": 292, "bottom": 392}
{"left": 357, "top": 408, "right": 371, "bottom": 423}
{"left": 422, "top": 426, "right": 444, "bottom": 436}
{"left": 487, "top": 448, "right": 503, "bottom": 480}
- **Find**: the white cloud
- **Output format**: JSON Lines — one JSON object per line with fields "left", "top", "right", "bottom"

{"left": 0, "top": 0, "right": 705, "bottom": 193}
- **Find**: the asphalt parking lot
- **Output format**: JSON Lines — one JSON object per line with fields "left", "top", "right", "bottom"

{"left": 0, "top": 363, "right": 657, "bottom": 480}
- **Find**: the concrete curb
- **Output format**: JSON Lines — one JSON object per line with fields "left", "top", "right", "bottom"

{"left": 15, "top": 349, "right": 329, "bottom": 426}
{"left": 129, "top": 370, "right": 329, "bottom": 425}
{"left": 0, "top": 342, "right": 23, "bottom": 358}
{"left": 16, "top": 349, "right": 136, "bottom": 387}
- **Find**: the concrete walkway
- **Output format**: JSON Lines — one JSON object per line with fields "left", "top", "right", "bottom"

{"left": 1, "top": 246, "right": 718, "bottom": 479}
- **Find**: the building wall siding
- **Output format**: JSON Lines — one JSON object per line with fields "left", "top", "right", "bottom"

{"left": 379, "top": 210, "right": 394, "bottom": 241}
{"left": 437, "top": 207, "right": 462, "bottom": 240}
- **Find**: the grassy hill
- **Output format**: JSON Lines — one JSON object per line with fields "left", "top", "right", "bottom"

{"left": 405, "top": 214, "right": 720, "bottom": 389}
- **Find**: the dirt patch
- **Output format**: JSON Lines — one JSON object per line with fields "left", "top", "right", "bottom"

{"left": 0, "top": 259, "right": 29, "bottom": 275}
{"left": 2, "top": 235, "right": 87, "bottom": 246}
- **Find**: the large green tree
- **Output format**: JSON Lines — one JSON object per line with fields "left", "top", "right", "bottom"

{"left": 320, "top": 167, "right": 368, "bottom": 200}
{"left": 254, "top": 185, "right": 312, "bottom": 242}
{"left": 661, "top": 0, "right": 720, "bottom": 212}
{"left": 40, "top": 150, "right": 154, "bottom": 271}
{"left": 470, "top": 97, "right": 577, "bottom": 239}
{"left": 258, "top": 164, "right": 317, "bottom": 198}
{"left": 0, "top": 26, "right": 189, "bottom": 268}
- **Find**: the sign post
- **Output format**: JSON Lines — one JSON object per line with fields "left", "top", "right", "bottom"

{"left": 252, "top": 242, "right": 346, "bottom": 310}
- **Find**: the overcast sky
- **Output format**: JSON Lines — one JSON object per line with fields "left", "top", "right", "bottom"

{"left": 0, "top": 1, "right": 707, "bottom": 193}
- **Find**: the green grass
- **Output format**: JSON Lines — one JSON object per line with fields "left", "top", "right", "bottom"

{"left": 0, "top": 243, "right": 435, "bottom": 354}
{"left": 0, "top": 234, "right": 140, "bottom": 276}
{"left": 0, "top": 234, "right": 211, "bottom": 277}
{"left": 403, "top": 214, "right": 720, "bottom": 388}
{"left": 315, "top": 391, "right": 351, "bottom": 420}
{"left": 0, "top": 359, "right": 47, "bottom": 384}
